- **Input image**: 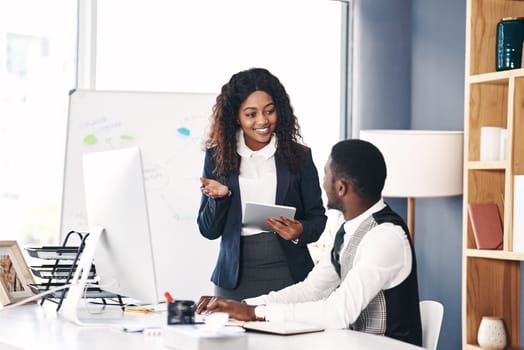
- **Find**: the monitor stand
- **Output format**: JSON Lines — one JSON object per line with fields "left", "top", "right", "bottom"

{"left": 60, "top": 225, "right": 105, "bottom": 325}
{"left": 59, "top": 226, "right": 162, "bottom": 329}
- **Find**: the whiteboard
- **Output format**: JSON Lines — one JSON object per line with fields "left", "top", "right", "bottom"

{"left": 60, "top": 89, "right": 219, "bottom": 300}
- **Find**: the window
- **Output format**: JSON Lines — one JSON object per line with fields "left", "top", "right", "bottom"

{"left": 96, "top": 0, "right": 342, "bottom": 172}
{"left": 0, "top": 1, "right": 77, "bottom": 245}
{"left": 1, "top": 1, "right": 343, "bottom": 246}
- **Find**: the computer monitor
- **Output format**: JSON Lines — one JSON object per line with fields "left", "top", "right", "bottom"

{"left": 60, "top": 147, "right": 159, "bottom": 324}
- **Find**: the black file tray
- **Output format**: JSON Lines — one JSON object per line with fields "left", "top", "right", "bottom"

{"left": 26, "top": 246, "right": 82, "bottom": 260}
{"left": 28, "top": 283, "right": 116, "bottom": 299}
{"left": 26, "top": 230, "right": 123, "bottom": 311}
{"left": 30, "top": 264, "right": 96, "bottom": 279}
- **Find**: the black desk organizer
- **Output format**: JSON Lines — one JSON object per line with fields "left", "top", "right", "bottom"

{"left": 26, "top": 230, "right": 124, "bottom": 311}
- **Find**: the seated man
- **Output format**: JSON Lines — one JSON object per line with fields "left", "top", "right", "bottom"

{"left": 196, "top": 139, "right": 422, "bottom": 346}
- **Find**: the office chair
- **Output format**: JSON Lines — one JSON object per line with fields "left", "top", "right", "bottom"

{"left": 420, "top": 300, "right": 444, "bottom": 350}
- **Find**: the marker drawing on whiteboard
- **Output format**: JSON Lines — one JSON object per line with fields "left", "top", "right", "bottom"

{"left": 83, "top": 134, "right": 97, "bottom": 145}
{"left": 177, "top": 127, "right": 190, "bottom": 136}
{"left": 120, "top": 134, "right": 135, "bottom": 141}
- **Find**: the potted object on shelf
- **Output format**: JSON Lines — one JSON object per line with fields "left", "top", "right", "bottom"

{"left": 477, "top": 316, "right": 507, "bottom": 349}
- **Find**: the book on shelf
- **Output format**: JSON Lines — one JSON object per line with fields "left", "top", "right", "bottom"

{"left": 467, "top": 203, "right": 503, "bottom": 250}
{"left": 513, "top": 176, "right": 524, "bottom": 253}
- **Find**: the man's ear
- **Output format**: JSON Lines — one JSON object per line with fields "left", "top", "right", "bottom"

{"left": 337, "top": 178, "right": 349, "bottom": 196}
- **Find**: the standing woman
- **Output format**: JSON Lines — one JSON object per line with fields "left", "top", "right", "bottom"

{"left": 198, "top": 68, "right": 327, "bottom": 301}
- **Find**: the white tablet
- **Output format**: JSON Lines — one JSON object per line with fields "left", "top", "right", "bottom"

{"left": 243, "top": 201, "right": 296, "bottom": 231}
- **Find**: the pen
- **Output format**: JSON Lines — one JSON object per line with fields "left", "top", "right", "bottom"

{"left": 164, "top": 291, "right": 174, "bottom": 303}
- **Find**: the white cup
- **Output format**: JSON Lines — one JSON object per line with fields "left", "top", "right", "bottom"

{"left": 480, "top": 126, "right": 505, "bottom": 161}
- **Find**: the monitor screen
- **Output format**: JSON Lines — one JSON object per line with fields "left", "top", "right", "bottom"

{"left": 82, "top": 147, "right": 159, "bottom": 304}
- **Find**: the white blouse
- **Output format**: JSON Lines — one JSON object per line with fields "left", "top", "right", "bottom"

{"left": 236, "top": 130, "right": 277, "bottom": 236}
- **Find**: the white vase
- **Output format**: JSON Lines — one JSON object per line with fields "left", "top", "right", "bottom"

{"left": 477, "top": 316, "right": 507, "bottom": 349}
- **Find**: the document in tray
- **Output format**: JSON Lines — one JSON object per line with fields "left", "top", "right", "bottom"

{"left": 243, "top": 202, "right": 296, "bottom": 231}
{"left": 242, "top": 321, "right": 324, "bottom": 335}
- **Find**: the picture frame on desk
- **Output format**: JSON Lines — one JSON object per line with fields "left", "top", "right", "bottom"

{"left": 0, "top": 241, "right": 35, "bottom": 306}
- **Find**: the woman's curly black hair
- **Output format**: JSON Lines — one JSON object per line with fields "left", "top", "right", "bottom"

{"left": 205, "top": 68, "right": 308, "bottom": 178}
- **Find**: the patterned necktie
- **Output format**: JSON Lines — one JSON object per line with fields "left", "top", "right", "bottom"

{"left": 330, "top": 224, "right": 346, "bottom": 277}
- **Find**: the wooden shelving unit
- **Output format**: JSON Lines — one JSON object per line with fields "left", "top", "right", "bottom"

{"left": 462, "top": 1, "right": 524, "bottom": 349}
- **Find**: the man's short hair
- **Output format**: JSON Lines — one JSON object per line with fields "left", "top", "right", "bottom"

{"left": 330, "top": 139, "right": 387, "bottom": 202}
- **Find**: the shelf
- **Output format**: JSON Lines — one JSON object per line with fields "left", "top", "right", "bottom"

{"left": 464, "top": 345, "right": 480, "bottom": 350}
{"left": 469, "top": 69, "right": 524, "bottom": 84}
{"left": 465, "top": 249, "right": 524, "bottom": 261}
{"left": 466, "top": 345, "right": 524, "bottom": 350}
{"left": 464, "top": 1, "right": 524, "bottom": 348}
{"left": 467, "top": 161, "right": 507, "bottom": 170}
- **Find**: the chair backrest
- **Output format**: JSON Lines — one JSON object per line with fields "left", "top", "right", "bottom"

{"left": 420, "top": 300, "right": 444, "bottom": 350}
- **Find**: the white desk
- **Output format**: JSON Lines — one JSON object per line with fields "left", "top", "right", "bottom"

{"left": 0, "top": 304, "right": 423, "bottom": 350}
